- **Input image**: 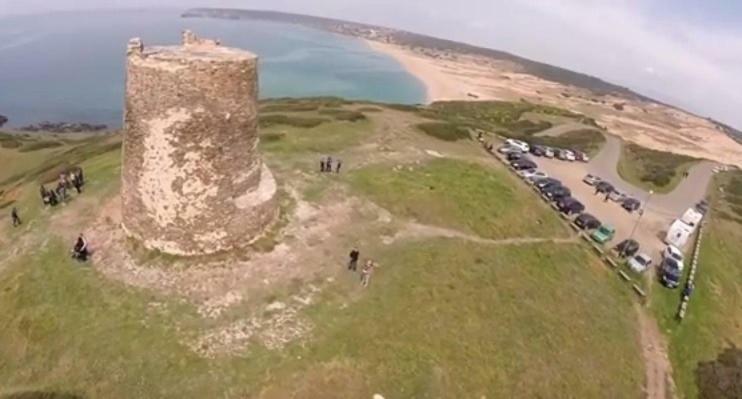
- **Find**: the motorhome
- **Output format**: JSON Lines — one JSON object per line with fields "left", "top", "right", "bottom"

{"left": 665, "top": 219, "right": 693, "bottom": 248}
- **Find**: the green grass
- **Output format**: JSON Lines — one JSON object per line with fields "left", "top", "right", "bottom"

{"left": 415, "top": 122, "right": 471, "bottom": 141}
{"left": 261, "top": 239, "right": 643, "bottom": 398}
{"left": 617, "top": 143, "right": 697, "bottom": 193}
{"left": 318, "top": 109, "right": 367, "bottom": 122}
{"left": 347, "top": 158, "right": 569, "bottom": 240}
{"left": 18, "top": 141, "right": 64, "bottom": 152}
{"left": 650, "top": 171, "right": 742, "bottom": 398}
{"left": 259, "top": 119, "right": 373, "bottom": 156}
{"left": 258, "top": 114, "right": 329, "bottom": 129}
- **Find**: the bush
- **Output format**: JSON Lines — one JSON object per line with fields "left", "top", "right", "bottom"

{"left": 260, "top": 103, "right": 320, "bottom": 113}
{"left": 19, "top": 140, "right": 64, "bottom": 152}
{"left": 416, "top": 122, "right": 471, "bottom": 141}
{"left": 531, "top": 129, "right": 606, "bottom": 156}
{"left": 258, "top": 114, "right": 329, "bottom": 129}
{"left": 0, "top": 137, "right": 22, "bottom": 149}
{"left": 318, "top": 109, "right": 367, "bottom": 122}
{"left": 384, "top": 104, "right": 420, "bottom": 112}
{"left": 261, "top": 133, "right": 285, "bottom": 143}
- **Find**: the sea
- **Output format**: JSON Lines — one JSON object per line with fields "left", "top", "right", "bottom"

{"left": 0, "top": 9, "right": 426, "bottom": 127}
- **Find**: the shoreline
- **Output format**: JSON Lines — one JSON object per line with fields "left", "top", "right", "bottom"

{"left": 365, "top": 39, "right": 476, "bottom": 104}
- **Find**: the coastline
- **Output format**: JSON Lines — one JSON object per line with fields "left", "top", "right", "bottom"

{"left": 365, "top": 39, "right": 474, "bottom": 104}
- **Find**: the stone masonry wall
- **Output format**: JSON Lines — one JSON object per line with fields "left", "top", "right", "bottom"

{"left": 122, "top": 32, "right": 277, "bottom": 256}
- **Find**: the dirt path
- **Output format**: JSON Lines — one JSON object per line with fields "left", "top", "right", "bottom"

{"left": 636, "top": 305, "right": 676, "bottom": 399}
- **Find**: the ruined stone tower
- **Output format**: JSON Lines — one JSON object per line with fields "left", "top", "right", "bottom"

{"left": 122, "top": 31, "right": 277, "bottom": 256}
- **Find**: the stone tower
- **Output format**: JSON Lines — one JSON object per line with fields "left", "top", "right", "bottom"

{"left": 121, "top": 31, "right": 277, "bottom": 256}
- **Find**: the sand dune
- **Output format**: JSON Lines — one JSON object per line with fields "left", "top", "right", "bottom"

{"left": 368, "top": 40, "right": 742, "bottom": 168}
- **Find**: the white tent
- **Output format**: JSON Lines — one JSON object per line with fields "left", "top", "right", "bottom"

{"left": 665, "top": 219, "right": 693, "bottom": 248}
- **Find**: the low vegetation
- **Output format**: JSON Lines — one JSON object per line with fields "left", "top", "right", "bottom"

{"left": 650, "top": 171, "right": 742, "bottom": 399}
{"left": 18, "top": 140, "right": 64, "bottom": 152}
{"left": 318, "top": 109, "right": 367, "bottom": 122}
{"left": 348, "top": 158, "right": 569, "bottom": 239}
{"left": 415, "top": 122, "right": 471, "bottom": 141}
{"left": 617, "top": 143, "right": 697, "bottom": 193}
{"left": 258, "top": 114, "right": 329, "bottom": 129}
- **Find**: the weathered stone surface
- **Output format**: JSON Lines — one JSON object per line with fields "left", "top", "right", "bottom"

{"left": 122, "top": 30, "right": 277, "bottom": 256}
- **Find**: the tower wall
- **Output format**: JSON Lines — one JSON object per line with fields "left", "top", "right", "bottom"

{"left": 122, "top": 32, "right": 277, "bottom": 256}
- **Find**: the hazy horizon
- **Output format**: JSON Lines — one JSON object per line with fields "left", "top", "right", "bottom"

{"left": 1, "top": 0, "right": 741, "bottom": 130}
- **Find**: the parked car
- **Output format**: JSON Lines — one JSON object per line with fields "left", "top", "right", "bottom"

{"left": 609, "top": 190, "right": 628, "bottom": 202}
{"left": 591, "top": 224, "right": 616, "bottom": 244}
{"left": 543, "top": 147, "right": 555, "bottom": 158}
{"left": 530, "top": 145, "right": 546, "bottom": 156}
{"left": 517, "top": 168, "right": 536, "bottom": 178}
{"left": 525, "top": 171, "right": 549, "bottom": 182}
{"left": 662, "top": 245, "right": 685, "bottom": 270}
{"left": 615, "top": 239, "right": 640, "bottom": 258}
{"left": 507, "top": 152, "right": 526, "bottom": 161}
{"left": 622, "top": 198, "right": 641, "bottom": 212}
{"left": 628, "top": 253, "right": 653, "bottom": 273}
{"left": 505, "top": 139, "right": 530, "bottom": 152}
{"left": 583, "top": 174, "right": 601, "bottom": 186}
{"left": 498, "top": 145, "right": 523, "bottom": 154}
{"left": 660, "top": 258, "right": 682, "bottom": 288}
{"left": 695, "top": 199, "right": 709, "bottom": 214}
{"left": 511, "top": 159, "right": 537, "bottom": 170}
{"left": 596, "top": 181, "right": 614, "bottom": 194}
{"left": 544, "top": 185, "right": 571, "bottom": 201}
{"left": 574, "top": 213, "right": 601, "bottom": 230}
{"left": 573, "top": 150, "right": 590, "bottom": 162}
{"left": 535, "top": 178, "right": 561, "bottom": 190}
{"left": 557, "top": 149, "right": 576, "bottom": 161}
{"left": 557, "top": 197, "right": 585, "bottom": 215}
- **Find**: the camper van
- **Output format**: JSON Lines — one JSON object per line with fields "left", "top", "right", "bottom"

{"left": 665, "top": 219, "right": 693, "bottom": 248}
{"left": 680, "top": 207, "right": 703, "bottom": 229}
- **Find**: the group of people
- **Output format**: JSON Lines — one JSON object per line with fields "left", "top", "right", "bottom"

{"left": 347, "top": 247, "right": 379, "bottom": 288}
{"left": 40, "top": 168, "right": 85, "bottom": 207}
{"left": 319, "top": 156, "right": 342, "bottom": 174}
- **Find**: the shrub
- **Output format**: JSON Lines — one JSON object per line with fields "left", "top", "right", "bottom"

{"left": 416, "top": 122, "right": 471, "bottom": 141}
{"left": 19, "top": 140, "right": 64, "bottom": 152}
{"left": 384, "top": 104, "right": 420, "bottom": 112}
{"left": 261, "top": 133, "right": 285, "bottom": 143}
{"left": 258, "top": 114, "right": 329, "bottom": 129}
{"left": 318, "top": 109, "right": 367, "bottom": 122}
{"left": 260, "top": 103, "right": 320, "bottom": 113}
{"left": 0, "top": 137, "right": 22, "bottom": 149}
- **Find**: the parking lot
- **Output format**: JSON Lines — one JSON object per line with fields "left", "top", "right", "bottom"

{"left": 493, "top": 135, "right": 717, "bottom": 266}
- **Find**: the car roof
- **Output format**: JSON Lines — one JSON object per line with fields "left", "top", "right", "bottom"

{"left": 579, "top": 213, "right": 597, "bottom": 220}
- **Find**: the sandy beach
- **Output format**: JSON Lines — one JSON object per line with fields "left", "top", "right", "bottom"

{"left": 367, "top": 39, "right": 742, "bottom": 168}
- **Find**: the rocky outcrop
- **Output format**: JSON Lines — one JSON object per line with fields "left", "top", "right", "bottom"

{"left": 18, "top": 121, "right": 107, "bottom": 133}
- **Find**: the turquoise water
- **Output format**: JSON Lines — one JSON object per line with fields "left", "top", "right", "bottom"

{"left": 0, "top": 10, "right": 426, "bottom": 127}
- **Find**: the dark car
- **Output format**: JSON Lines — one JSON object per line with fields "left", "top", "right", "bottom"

{"left": 573, "top": 150, "right": 590, "bottom": 162}
{"left": 507, "top": 152, "right": 526, "bottom": 161}
{"left": 660, "top": 258, "right": 682, "bottom": 288}
{"left": 557, "top": 197, "right": 585, "bottom": 215}
{"left": 575, "top": 213, "right": 601, "bottom": 230}
{"left": 622, "top": 198, "right": 641, "bottom": 212}
{"left": 530, "top": 145, "right": 547, "bottom": 156}
{"left": 615, "top": 239, "right": 640, "bottom": 258}
{"left": 596, "top": 181, "right": 615, "bottom": 194}
{"left": 695, "top": 199, "right": 709, "bottom": 214}
{"left": 535, "top": 178, "right": 561, "bottom": 190}
{"left": 511, "top": 159, "right": 537, "bottom": 170}
{"left": 544, "top": 185, "right": 571, "bottom": 201}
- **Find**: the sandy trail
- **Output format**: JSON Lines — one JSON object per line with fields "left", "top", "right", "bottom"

{"left": 636, "top": 305, "right": 676, "bottom": 399}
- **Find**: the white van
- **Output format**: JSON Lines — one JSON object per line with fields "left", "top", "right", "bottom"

{"left": 680, "top": 207, "right": 703, "bottom": 229}
{"left": 665, "top": 219, "right": 693, "bottom": 248}
{"left": 504, "top": 139, "right": 529, "bottom": 153}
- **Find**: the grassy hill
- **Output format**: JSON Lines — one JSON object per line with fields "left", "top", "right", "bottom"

{"left": 0, "top": 99, "right": 644, "bottom": 398}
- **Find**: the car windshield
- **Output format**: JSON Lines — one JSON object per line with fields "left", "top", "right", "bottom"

{"left": 598, "top": 226, "right": 612, "bottom": 235}
{"left": 635, "top": 255, "right": 650, "bottom": 265}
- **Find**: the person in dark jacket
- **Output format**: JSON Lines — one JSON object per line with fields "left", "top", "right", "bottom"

{"left": 348, "top": 248, "right": 360, "bottom": 271}
{"left": 72, "top": 233, "right": 89, "bottom": 262}
{"left": 11, "top": 207, "right": 21, "bottom": 227}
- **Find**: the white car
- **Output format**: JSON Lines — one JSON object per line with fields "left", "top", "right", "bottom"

{"left": 504, "top": 139, "right": 530, "bottom": 153}
{"left": 526, "top": 171, "right": 549, "bottom": 182}
{"left": 543, "top": 147, "right": 555, "bottom": 158}
{"left": 498, "top": 145, "right": 523, "bottom": 154}
{"left": 609, "top": 190, "right": 627, "bottom": 202}
{"left": 557, "top": 149, "right": 576, "bottom": 161}
{"left": 518, "top": 169, "right": 543, "bottom": 178}
{"left": 663, "top": 245, "right": 685, "bottom": 270}
{"left": 628, "top": 253, "right": 653, "bottom": 273}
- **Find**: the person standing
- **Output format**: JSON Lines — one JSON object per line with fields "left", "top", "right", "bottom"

{"left": 320, "top": 158, "right": 326, "bottom": 173}
{"left": 360, "top": 260, "right": 379, "bottom": 288}
{"left": 348, "top": 248, "right": 360, "bottom": 271}
{"left": 325, "top": 156, "right": 333, "bottom": 173}
{"left": 336, "top": 159, "right": 342, "bottom": 174}
{"left": 10, "top": 207, "right": 21, "bottom": 227}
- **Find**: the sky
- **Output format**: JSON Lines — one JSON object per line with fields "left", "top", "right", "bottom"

{"left": 1, "top": 0, "right": 741, "bottom": 129}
